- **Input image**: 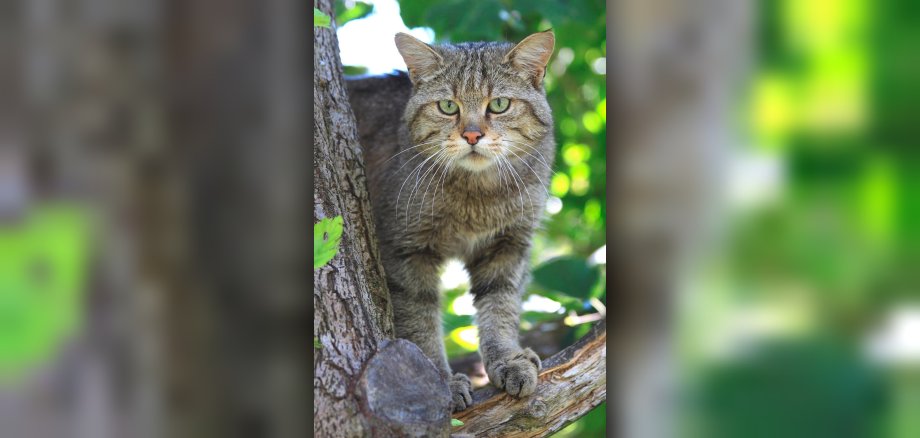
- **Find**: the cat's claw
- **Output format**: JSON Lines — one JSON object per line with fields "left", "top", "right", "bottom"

{"left": 486, "top": 348, "right": 541, "bottom": 398}
{"left": 450, "top": 373, "right": 473, "bottom": 412}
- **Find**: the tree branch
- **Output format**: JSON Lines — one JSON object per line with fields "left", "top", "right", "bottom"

{"left": 453, "top": 321, "right": 607, "bottom": 437}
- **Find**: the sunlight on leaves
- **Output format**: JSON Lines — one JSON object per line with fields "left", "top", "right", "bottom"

{"left": 449, "top": 326, "right": 479, "bottom": 351}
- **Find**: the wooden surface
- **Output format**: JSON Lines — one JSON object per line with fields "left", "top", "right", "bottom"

{"left": 453, "top": 321, "right": 607, "bottom": 437}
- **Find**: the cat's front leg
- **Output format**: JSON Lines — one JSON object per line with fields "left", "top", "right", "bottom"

{"left": 387, "top": 251, "right": 473, "bottom": 412}
{"left": 466, "top": 230, "right": 541, "bottom": 398}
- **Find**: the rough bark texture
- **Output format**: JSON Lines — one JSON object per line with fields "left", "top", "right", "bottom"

{"left": 313, "top": 1, "right": 452, "bottom": 436}
{"left": 453, "top": 322, "right": 607, "bottom": 437}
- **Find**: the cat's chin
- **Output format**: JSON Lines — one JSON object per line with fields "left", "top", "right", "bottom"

{"left": 456, "top": 153, "right": 496, "bottom": 172}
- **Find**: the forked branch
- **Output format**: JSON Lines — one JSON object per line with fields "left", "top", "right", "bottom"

{"left": 453, "top": 321, "right": 607, "bottom": 437}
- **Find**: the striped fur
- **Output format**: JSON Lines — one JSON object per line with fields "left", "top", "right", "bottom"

{"left": 346, "top": 31, "right": 556, "bottom": 411}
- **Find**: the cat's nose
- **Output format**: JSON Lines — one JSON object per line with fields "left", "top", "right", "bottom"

{"left": 462, "top": 130, "right": 483, "bottom": 145}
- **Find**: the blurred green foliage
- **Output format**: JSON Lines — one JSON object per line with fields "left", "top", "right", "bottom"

{"left": 684, "top": 0, "right": 920, "bottom": 437}
{"left": 690, "top": 337, "right": 888, "bottom": 438}
{"left": 0, "top": 205, "right": 90, "bottom": 381}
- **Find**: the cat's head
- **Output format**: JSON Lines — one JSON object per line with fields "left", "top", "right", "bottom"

{"left": 395, "top": 31, "right": 555, "bottom": 173}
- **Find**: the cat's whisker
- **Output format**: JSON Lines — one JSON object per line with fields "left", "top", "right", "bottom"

{"left": 498, "top": 154, "right": 526, "bottom": 219}
{"left": 404, "top": 149, "right": 447, "bottom": 230}
{"left": 382, "top": 140, "right": 444, "bottom": 165}
{"left": 504, "top": 154, "right": 535, "bottom": 219}
{"left": 396, "top": 148, "right": 443, "bottom": 229}
{"left": 392, "top": 143, "right": 442, "bottom": 176}
{"left": 418, "top": 150, "right": 452, "bottom": 222}
{"left": 506, "top": 149, "right": 550, "bottom": 214}
{"left": 493, "top": 156, "right": 513, "bottom": 231}
{"left": 432, "top": 153, "right": 456, "bottom": 215}
{"left": 433, "top": 155, "right": 455, "bottom": 217}
{"left": 503, "top": 139, "right": 556, "bottom": 175}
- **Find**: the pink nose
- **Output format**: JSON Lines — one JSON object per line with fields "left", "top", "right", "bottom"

{"left": 462, "top": 130, "right": 483, "bottom": 145}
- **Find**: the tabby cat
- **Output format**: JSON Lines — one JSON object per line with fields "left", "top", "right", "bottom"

{"left": 346, "top": 30, "right": 555, "bottom": 412}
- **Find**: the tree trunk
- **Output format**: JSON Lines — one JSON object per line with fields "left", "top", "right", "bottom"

{"left": 312, "top": 1, "right": 452, "bottom": 436}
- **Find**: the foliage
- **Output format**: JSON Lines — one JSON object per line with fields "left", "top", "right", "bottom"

{"left": 334, "top": 0, "right": 373, "bottom": 26}
{"left": 689, "top": 337, "right": 888, "bottom": 438}
{"left": 451, "top": 418, "right": 464, "bottom": 427}
{"left": 0, "top": 205, "right": 90, "bottom": 381}
{"left": 554, "top": 401, "right": 607, "bottom": 437}
{"left": 681, "top": 0, "right": 920, "bottom": 436}
{"left": 532, "top": 256, "right": 601, "bottom": 300}
{"left": 314, "top": 216, "right": 344, "bottom": 269}
{"left": 314, "top": 8, "right": 331, "bottom": 28}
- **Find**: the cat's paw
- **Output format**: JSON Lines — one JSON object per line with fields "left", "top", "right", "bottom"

{"left": 486, "top": 348, "right": 541, "bottom": 398}
{"left": 449, "top": 373, "right": 473, "bottom": 412}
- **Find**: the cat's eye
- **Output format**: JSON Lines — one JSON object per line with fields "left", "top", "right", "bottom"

{"left": 437, "top": 100, "right": 459, "bottom": 115}
{"left": 488, "top": 97, "right": 511, "bottom": 114}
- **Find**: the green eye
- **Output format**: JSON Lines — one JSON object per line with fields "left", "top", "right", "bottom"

{"left": 437, "top": 100, "right": 459, "bottom": 115}
{"left": 488, "top": 97, "right": 510, "bottom": 114}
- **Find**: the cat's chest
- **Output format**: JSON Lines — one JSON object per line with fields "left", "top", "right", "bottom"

{"left": 427, "top": 189, "right": 522, "bottom": 256}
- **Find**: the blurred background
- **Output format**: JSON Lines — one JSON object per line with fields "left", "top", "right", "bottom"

{"left": 1, "top": 0, "right": 308, "bottom": 437}
{"left": 3, "top": 0, "right": 920, "bottom": 436}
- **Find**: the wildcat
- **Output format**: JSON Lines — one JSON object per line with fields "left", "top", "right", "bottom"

{"left": 346, "top": 30, "right": 555, "bottom": 412}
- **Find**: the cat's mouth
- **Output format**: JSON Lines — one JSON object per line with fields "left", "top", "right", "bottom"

{"left": 457, "top": 148, "right": 495, "bottom": 171}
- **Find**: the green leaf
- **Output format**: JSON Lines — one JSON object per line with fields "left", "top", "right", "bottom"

{"left": 532, "top": 289, "right": 583, "bottom": 312}
{"left": 335, "top": 0, "right": 374, "bottom": 26}
{"left": 313, "top": 338, "right": 322, "bottom": 349}
{"left": 0, "top": 204, "right": 91, "bottom": 381}
{"left": 343, "top": 65, "right": 369, "bottom": 76}
{"left": 451, "top": 418, "right": 464, "bottom": 427}
{"left": 589, "top": 268, "right": 606, "bottom": 300}
{"left": 314, "top": 8, "right": 331, "bottom": 28}
{"left": 426, "top": 0, "right": 504, "bottom": 41}
{"left": 314, "top": 216, "right": 343, "bottom": 269}
{"left": 532, "top": 256, "right": 600, "bottom": 299}
{"left": 522, "top": 310, "right": 565, "bottom": 325}
{"left": 397, "top": 0, "right": 440, "bottom": 28}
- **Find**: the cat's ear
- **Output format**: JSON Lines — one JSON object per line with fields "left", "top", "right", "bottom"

{"left": 503, "top": 29, "right": 555, "bottom": 87}
{"left": 395, "top": 32, "right": 443, "bottom": 83}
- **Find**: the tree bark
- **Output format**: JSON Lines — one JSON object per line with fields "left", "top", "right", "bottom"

{"left": 313, "top": 1, "right": 452, "bottom": 436}
{"left": 452, "top": 322, "right": 607, "bottom": 438}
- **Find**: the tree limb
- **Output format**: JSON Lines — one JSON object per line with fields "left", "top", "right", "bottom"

{"left": 453, "top": 321, "right": 607, "bottom": 437}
